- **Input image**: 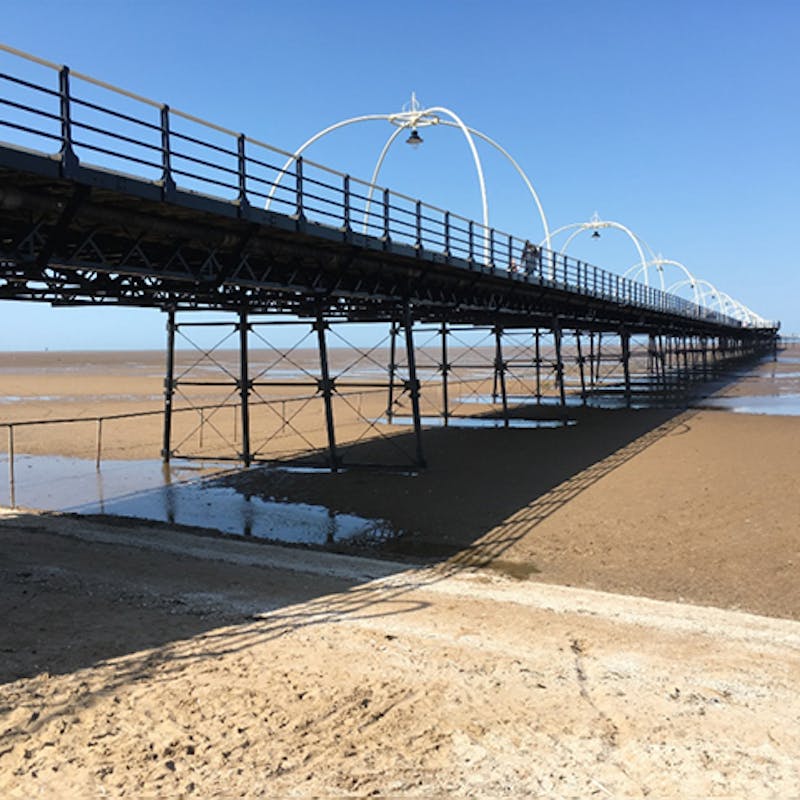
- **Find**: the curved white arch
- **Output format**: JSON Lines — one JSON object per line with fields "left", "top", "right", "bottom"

{"left": 361, "top": 126, "right": 407, "bottom": 232}
{"left": 264, "top": 114, "right": 390, "bottom": 210}
{"left": 546, "top": 218, "right": 654, "bottom": 286}
{"left": 422, "top": 106, "right": 489, "bottom": 244}
{"left": 438, "top": 120, "right": 551, "bottom": 250}
{"left": 358, "top": 118, "right": 552, "bottom": 249}
{"left": 628, "top": 258, "right": 699, "bottom": 300}
{"left": 263, "top": 107, "right": 490, "bottom": 243}
{"left": 665, "top": 277, "right": 703, "bottom": 306}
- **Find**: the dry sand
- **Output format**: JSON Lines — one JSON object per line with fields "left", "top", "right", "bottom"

{"left": 1, "top": 344, "right": 799, "bottom": 796}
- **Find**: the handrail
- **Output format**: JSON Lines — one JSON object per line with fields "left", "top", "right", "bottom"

{"left": 0, "top": 42, "right": 777, "bottom": 330}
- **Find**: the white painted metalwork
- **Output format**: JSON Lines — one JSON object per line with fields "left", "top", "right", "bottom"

{"left": 544, "top": 212, "right": 655, "bottom": 285}
{"left": 264, "top": 93, "right": 552, "bottom": 250}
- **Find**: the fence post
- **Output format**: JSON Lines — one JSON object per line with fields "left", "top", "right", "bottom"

{"left": 468, "top": 220, "right": 474, "bottom": 264}
{"left": 95, "top": 418, "right": 103, "bottom": 470}
{"left": 415, "top": 200, "right": 422, "bottom": 249}
{"left": 7, "top": 425, "right": 15, "bottom": 509}
{"left": 444, "top": 211, "right": 451, "bottom": 256}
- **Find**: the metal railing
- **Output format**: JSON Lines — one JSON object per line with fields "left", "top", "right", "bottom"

{"left": 0, "top": 43, "right": 775, "bottom": 330}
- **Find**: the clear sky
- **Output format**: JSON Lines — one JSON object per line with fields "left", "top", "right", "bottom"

{"left": 1, "top": 0, "right": 798, "bottom": 349}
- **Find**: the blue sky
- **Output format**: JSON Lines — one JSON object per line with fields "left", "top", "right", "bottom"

{"left": 1, "top": 0, "right": 798, "bottom": 348}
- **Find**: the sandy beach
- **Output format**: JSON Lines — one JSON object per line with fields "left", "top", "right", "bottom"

{"left": 1, "top": 343, "right": 799, "bottom": 796}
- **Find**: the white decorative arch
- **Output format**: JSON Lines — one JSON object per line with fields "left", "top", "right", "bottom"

{"left": 627, "top": 257, "right": 699, "bottom": 299}
{"left": 544, "top": 213, "right": 655, "bottom": 285}
{"left": 263, "top": 94, "right": 551, "bottom": 251}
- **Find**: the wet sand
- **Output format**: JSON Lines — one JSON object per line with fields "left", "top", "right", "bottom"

{"left": 1, "top": 343, "right": 799, "bottom": 796}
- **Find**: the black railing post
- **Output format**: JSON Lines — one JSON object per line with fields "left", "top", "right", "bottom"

{"left": 444, "top": 211, "right": 451, "bottom": 256}
{"left": 237, "top": 134, "right": 249, "bottom": 212}
{"left": 58, "top": 66, "right": 78, "bottom": 176}
{"left": 468, "top": 220, "right": 474, "bottom": 264}
{"left": 415, "top": 200, "right": 422, "bottom": 249}
{"left": 382, "top": 188, "right": 391, "bottom": 243}
{"left": 295, "top": 156, "right": 305, "bottom": 219}
{"left": 507, "top": 234, "right": 514, "bottom": 274}
{"left": 160, "top": 104, "right": 176, "bottom": 198}
{"left": 342, "top": 174, "right": 351, "bottom": 232}
{"left": 489, "top": 228, "right": 495, "bottom": 270}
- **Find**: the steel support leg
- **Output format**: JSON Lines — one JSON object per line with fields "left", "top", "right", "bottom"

{"left": 161, "top": 307, "right": 176, "bottom": 463}
{"left": 386, "top": 322, "right": 398, "bottom": 423}
{"left": 553, "top": 318, "right": 567, "bottom": 417}
{"left": 576, "top": 330, "right": 586, "bottom": 404}
{"left": 701, "top": 336, "right": 709, "bottom": 379}
{"left": 595, "top": 333, "right": 603, "bottom": 387}
{"left": 404, "top": 303, "right": 426, "bottom": 468}
{"left": 238, "top": 309, "right": 251, "bottom": 467}
{"left": 494, "top": 326, "right": 509, "bottom": 425}
{"left": 315, "top": 311, "right": 339, "bottom": 472}
{"left": 621, "top": 328, "right": 632, "bottom": 407}
{"left": 440, "top": 321, "right": 450, "bottom": 426}
{"left": 534, "top": 329, "right": 542, "bottom": 402}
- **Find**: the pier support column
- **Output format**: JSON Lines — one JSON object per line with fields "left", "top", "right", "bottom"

{"left": 494, "top": 325, "right": 509, "bottom": 426}
{"left": 315, "top": 309, "right": 339, "bottom": 472}
{"left": 620, "top": 327, "right": 632, "bottom": 407}
{"left": 386, "top": 321, "right": 398, "bottom": 423}
{"left": 576, "top": 331, "right": 587, "bottom": 403}
{"left": 701, "top": 336, "right": 709, "bottom": 380}
{"left": 440, "top": 322, "right": 450, "bottom": 426}
{"left": 595, "top": 333, "right": 604, "bottom": 388}
{"left": 659, "top": 334, "right": 669, "bottom": 390}
{"left": 238, "top": 309, "right": 252, "bottom": 467}
{"left": 403, "top": 303, "right": 426, "bottom": 468}
{"left": 161, "top": 307, "right": 176, "bottom": 463}
{"left": 553, "top": 318, "right": 567, "bottom": 417}
{"left": 534, "top": 328, "right": 542, "bottom": 402}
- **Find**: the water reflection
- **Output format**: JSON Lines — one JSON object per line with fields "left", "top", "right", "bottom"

{"left": 697, "top": 394, "right": 800, "bottom": 416}
{"left": 0, "top": 455, "right": 395, "bottom": 546}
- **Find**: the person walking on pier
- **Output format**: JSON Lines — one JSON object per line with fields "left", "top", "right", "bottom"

{"left": 521, "top": 240, "right": 542, "bottom": 277}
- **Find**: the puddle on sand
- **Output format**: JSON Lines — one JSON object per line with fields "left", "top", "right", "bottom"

{"left": 0, "top": 455, "right": 395, "bottom": 546}
{"left": 696, "top": 394, "right": 800, "bottom": 416}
